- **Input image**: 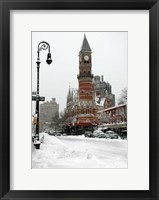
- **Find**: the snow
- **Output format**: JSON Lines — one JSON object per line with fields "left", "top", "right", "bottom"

{"left": 34, "top": 140, "right": 40, "bottom": 144}
{"left": 95, "top": 97, "right": 105, "bottom": 106}
{"left": 32, "top": 133, "right": 127, "bottom": 169}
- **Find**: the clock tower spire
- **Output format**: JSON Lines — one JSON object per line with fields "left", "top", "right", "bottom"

{"left": 78, "top": 34, "right": 93, "bottom": 100}
{"left": 80, "top": 34, "right": 92, "bottom": 52}
{"left": 76, "top": 34, "right": 98, "bottom": 126}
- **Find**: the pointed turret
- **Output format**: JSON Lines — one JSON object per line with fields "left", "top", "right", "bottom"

{"left": 80, "top": 34, "right": 91, "bottom": 52}
{"left": 67, "top": 83, "right": 74, "bottom": 105}
{"left": 68, "top": 83, "right": 71, "bottom": 95}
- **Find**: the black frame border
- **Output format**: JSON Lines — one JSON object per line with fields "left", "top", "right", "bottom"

{"left": 0, "top": 0, "right": 159, "bottom": 199}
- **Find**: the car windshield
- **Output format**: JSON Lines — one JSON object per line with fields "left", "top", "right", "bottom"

{"left": 107, "top": 131, "right": 115, "bottom": 134}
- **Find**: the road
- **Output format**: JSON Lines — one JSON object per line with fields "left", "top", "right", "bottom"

{"left": 57, "top": 135, "right": 127, "bottom": 168}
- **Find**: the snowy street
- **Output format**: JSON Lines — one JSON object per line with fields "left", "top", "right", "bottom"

{"left": 32, "top": 133, "right": 127, "bottom": 169}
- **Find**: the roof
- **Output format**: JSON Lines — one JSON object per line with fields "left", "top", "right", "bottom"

{"left": 97, "top": 103, "right": 127, "bottom": 113}
{"left": 80, "top": 34, "right": 91, "bottom": 52}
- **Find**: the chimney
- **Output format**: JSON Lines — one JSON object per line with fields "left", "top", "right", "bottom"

{"left": 101, "top": 75, "right": 104, "bottom": 82}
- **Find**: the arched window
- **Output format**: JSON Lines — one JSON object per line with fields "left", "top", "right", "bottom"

{"left": 84, "top": 61, "right": 89, "bottom": 64}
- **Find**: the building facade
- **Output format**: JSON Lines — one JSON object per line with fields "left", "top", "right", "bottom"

{"left": 93, "top": 75, "right": 115, "bottom": 109}
{"left": 64, "top": 34, "right": 98, "bottom": 129}
{"left": 97, "top": 103, "right": 127, "bottom": 129}
{"left": 40, "top": 98, "right": 59, "bottom": 123}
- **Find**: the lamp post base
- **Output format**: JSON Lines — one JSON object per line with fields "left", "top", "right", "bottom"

{"left": 34, "top": 143, "right": 40, "bottom": 149}
{"left": 34, "top": 140, "right": 40, "bottom": 149}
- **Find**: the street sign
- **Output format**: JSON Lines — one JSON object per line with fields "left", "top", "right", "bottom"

{"left": 39, "top": 96, "right": 45, "bottom": 101}
{"left": 32, "top": 96, "right": 37, "bottom": 101}
{"left": 32, "top": 96, "right": 45, "bottom": 102}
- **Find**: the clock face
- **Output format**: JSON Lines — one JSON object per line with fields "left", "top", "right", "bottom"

{"left": 84, "top": 55, "right": 89, "bottom": 61}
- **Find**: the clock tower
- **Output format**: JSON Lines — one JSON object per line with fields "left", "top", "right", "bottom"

{"left": 76, "top": 34, "right": 98, "bottom": 126}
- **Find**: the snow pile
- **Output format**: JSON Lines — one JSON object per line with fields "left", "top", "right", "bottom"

{"left": 32, "top": 133, "right": 106, "bottom": 168}
{"left": 32, "top": 133, "right": 127, "bottom": 169}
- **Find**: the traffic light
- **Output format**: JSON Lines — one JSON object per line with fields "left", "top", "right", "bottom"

{"left": 33, "top": 114, "right": 37, "bottom": 125}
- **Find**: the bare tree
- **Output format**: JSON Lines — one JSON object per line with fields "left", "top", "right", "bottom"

{"left": 51, "top": 113, "right": 59, "bottom": 130}
{"left": 50, "top": 111, "right": 66, "bottom": 130}
{"left": 59, "top": 111, "right": 65, "bottom": 124}
{"left": 118, "top": 88, "right": 127, "bottom": 105}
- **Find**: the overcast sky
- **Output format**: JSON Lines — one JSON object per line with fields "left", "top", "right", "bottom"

{"left": 32, "top": 32, "right": 127, "bottom": 113}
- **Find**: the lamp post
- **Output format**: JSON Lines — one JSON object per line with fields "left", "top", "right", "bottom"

{"left": 34, "top": 41, "right": 52, "bottom": 149}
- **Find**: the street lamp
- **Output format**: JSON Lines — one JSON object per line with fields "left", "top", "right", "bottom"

{"left": 34, "top": 41, "right": 52, "bottom": 149}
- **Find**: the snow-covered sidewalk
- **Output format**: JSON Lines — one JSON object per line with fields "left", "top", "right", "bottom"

{"left": 32, "top": 133, "right": 127, "bottom": 169}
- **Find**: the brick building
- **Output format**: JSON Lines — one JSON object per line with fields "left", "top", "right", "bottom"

{"left": 97, "top": 103, "right": 127, "bottom": 130}
{"left": 64, "top": 34, "right": 98, "bottom": 128}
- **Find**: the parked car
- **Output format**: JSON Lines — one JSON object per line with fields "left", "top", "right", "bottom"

{"left": 101, "top": 127, "right": 108, "bottom": 133}
{"left": 105, "top": 130, "right": 119, "bottom": 139}
{"left": 49, "top": 129, "right": 55, "bottom": 136}
{"left": 120, "top": 130, "right": 127, "bottom": 139}
{"left": 45, "top": 129, "right": 51, "bottom": 134}
{"left": 93, "top": 129, "right": 103, "bottom": 137}
{"left": 84, "top": 131, "right": 93, "bottom": 138}
{"left": 98, "top": 132, "right": 106, "bottom": 138}
{"left": 55, "top": 131, "right": 62, "bottom": 136}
